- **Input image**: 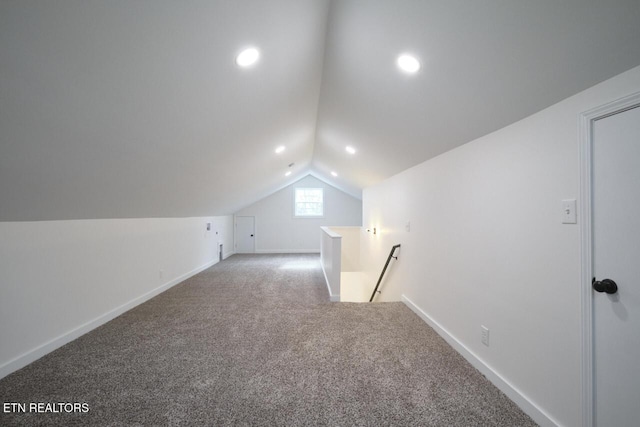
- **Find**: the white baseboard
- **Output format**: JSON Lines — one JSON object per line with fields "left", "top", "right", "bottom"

{"left": 255, "top": 249, "right": 320, "bottom": 254}
{"left": 0, "top": 259, "right": 217, "bottom": 380}
{"left": 222, "top": 250, "right": 235, "bottom": 260}
{"left": 401, "top": 294, "right": 560, "bottom": 427}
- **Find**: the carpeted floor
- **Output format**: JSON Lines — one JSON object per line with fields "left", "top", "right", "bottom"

{"left": 0, "top": 254, "right": 537, "bottom": 426}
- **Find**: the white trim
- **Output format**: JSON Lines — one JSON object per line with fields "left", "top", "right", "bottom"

{"left": 307, "top": 170, "right": 362, "bottom": 200}
{"left": 319, "top": 226, "right": 342, "bottom": 238}
{"left": 254, "top": 249, "right": 320, "bottom": 254}
{"left": 234, "top": 215, "right": 256, "bottom": 254}
{"left": 578, "top": 91, "right": 640, "bottom": 427}
{"left": 293, "top": 187, "right": 324, "bottom": 218}
{"left": 402, "top": 294, "right": 560, "bottom": 427}
{"left": 232, "top": 172, "right": 362, "bottom": 214}
{"left": 321, "top": 261, "right": 340, "bottom": 302}
{"left": 0, "top": 259, "right": 217, "bottom": 380}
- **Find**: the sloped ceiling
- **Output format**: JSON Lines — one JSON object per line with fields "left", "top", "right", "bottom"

{"left": 1, "top": 0, "right": 640, "bottom": 221}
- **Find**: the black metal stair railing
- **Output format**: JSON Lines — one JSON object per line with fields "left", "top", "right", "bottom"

{"left": 369, "top": 244, "right": 401, "bottom": 302}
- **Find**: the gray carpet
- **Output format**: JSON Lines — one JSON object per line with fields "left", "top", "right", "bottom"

{"left": 0, "top": 254, "right": 537, "bottom": 426}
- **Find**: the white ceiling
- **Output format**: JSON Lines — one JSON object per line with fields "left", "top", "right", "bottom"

{"left": 1, "top": 0, "right": 640, "bottom": 220}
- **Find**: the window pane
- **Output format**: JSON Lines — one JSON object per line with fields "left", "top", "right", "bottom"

{"left": 295, "top": 188, "right": 323, "bottom": 216}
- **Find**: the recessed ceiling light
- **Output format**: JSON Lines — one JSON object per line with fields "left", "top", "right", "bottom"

{"left": 345, "top": 146, "right": 356, "bottom": 155}
{"left": 285, "top": 171, "right": 292, "bottom": 177}
{"left": 236, "top": 47, "right": 260, "bottom": 67}
{"left": 275, "top": 145, "right": 285, "bottom": 154}
{"left": 397, "top": 54, "right": 420, "bottom": 73}
{"left": 331, "top": 171, "right": 338, "bottom": 177}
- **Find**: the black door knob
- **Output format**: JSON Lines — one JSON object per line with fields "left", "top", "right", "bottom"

{"left": 592, "top": 278, "right": 618, "bottom": 294}
{"left": 250, "top": 234, "right": 254, "bottom": 237}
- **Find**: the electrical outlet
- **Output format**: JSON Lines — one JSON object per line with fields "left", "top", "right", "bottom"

{"left": 481, "top": 325, "right": 490, "bottom": 347}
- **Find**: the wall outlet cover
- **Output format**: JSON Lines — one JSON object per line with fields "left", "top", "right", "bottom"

{"left": 481, "top": 325, "right": 490, "bottom": 346}
{"left": 561, "top": 199, "right": 577, "bottom": 224}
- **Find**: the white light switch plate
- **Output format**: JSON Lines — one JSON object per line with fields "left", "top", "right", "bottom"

{"left": 562, "top": 199, "right": 577, "bottom": 224}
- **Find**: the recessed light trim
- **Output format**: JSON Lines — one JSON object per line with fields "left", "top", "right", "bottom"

{"left": 345, "top": 146, "right": 356, "bottom": 155}
{"left": 275, "top": 145, "right": 285, "bottom": 154}
{"left": 236, "top": 47, "right": 260, "bottom": 67}
{"left": 397, "top": 54, "right": 420, "bottom": 73}
{"left": 331, "top": 171, "right": 338, "bottom": 177}
{"left": 285, "top": 171, "right": 292, "bottom": 177}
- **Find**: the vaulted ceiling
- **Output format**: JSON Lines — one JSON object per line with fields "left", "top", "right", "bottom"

{"left": 2, "top": 0, "right": 640, "bottom": 221}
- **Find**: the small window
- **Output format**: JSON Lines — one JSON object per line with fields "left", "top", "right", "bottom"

{"left": 294, "top": 188, "right": 323, "bottom": 217}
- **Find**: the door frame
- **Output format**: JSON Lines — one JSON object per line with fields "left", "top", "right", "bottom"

{"left": 235, "top": 215, "right": 256, "bottom": 253}
{"left": 579, "top": 91, "right": 640, "bottom": 427}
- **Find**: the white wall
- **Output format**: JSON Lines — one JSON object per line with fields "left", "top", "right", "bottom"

{"left": 329, "top": 226, "right": 361, "bottom": 272}
{"left": 320, "top": 227, "right": 341, "bottom": 301}
{"left": 361, "top": 65, "right": 640, "bottom": 427}
{"left": 235, "top": 174, "right": 362, "bottom": 253}
{"left": 0, "top": 215, "right": 233, "bottom": 379}
{"left": 212, "top": 215, "right": 235, "bottom": 259}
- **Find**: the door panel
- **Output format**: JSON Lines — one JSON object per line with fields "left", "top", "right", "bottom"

{"left": 592, "top": 105, "right": 640, "bottom": 426}
{"left": 236, "top": 216, "right": 255, "bottom": 253}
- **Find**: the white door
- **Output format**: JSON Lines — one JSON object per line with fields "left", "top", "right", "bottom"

{"left": 235, "top": 216, "right": 255, "bottom": 253}
{"left": 592, "top": 104, "right": 640, "bottom": 426}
